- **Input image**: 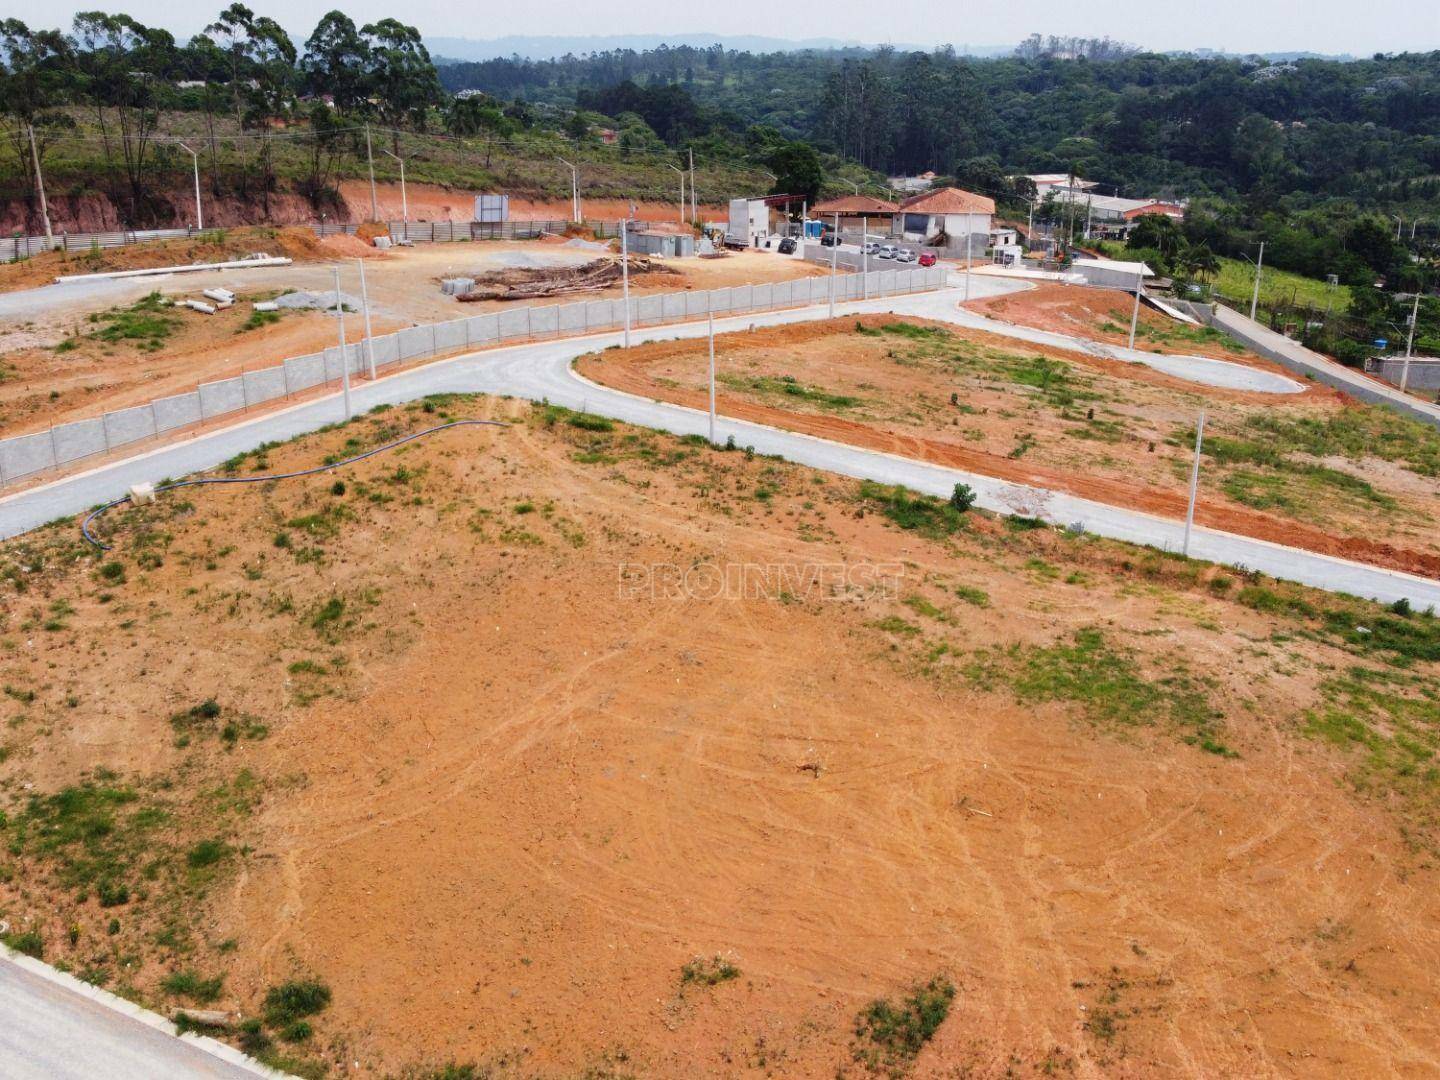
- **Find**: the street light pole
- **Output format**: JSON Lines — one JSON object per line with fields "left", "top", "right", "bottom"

{"left": 620, "top": 218, "right": 631, "bottom": 348}
{"left": 708, "top": 304, "right": 717, "bottom": 445}
{"left": 1182, "top": 410, "right": 1206, "bottom": 558}
{"left": 379, "top": 149, "right": 407, "bottom": 223}
{"left": 364, "top": 123, "right": 378, "bottom": 221}
{"left": 829, "top": 212, "right": 839, "bottom": 318}
{"left": 1249, "top": 241, "right": 1265, "bottom": 321}
{"left": 862, "top": 214, "right": 869, "bottom": 299}
{"left": 333, "top": 267, "right": 352, "bottom": 420}
{"left": 965, "top": 229, "right": 972, "bottom": 301}
{"left": 357, "top": 258, "right": 377, "bottom": 380}
{"left": 556, "top": 157, "right": 580, "bottom": 223}
{"left": 688, "top": 147, "right": 696, "bottom": 223}
{"left": 1128, "top": 267, "right": 1143, "bottom": 350}
{"left": 177, "top": 141, "right": 203, "bottom": 230}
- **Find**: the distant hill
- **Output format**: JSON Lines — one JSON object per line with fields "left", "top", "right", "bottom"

{"left": 426, "top": 34, "right": 1013, "bottom": 63}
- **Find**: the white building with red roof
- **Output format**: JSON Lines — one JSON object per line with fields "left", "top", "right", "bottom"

{"left": 897, "top": 187, "right": 996, "bottom": 255}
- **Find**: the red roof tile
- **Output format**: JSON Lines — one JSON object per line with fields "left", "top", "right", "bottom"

{"left": 898, "top": 187, "right": 995, "bottom": 215}
{"left": 811, "top": 195, "right": 900, "bottom": 215}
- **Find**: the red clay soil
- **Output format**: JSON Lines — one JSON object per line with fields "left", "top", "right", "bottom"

{"left": 577, "top": 323, "right": 1440, "bottom": 580}
{"left": 966, "top": 282, "right": 1279, "bottom": 367}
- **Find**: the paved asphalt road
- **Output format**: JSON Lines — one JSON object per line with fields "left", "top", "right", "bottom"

{"left": 0, "top": 953, "right": 270, "bottom": 1078}
{"left": 3, "top": 278, "right": 1439, "bottom": 613}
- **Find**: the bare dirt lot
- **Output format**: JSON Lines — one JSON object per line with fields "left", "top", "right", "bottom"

{"left": 0, "top": 243, "right": 821, "bottom": 437}
{"left": 576, "top": 316, "right": 1440, "bottom": 575}
{"left": 965, "top": 282, "right": 1275, "bottom": 366}
{"left": 2, "top": 396, "right": 1440, "bottom": 1078}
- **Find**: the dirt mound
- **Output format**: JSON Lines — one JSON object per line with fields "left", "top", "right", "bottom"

{"left": 354, "top": 221, "right": 391, "bottom": 243}
{"left": 0, "top": 226, "right": 330, "bottom": 293}
{"left": 318, "top": 232, "right": 385, "bottom": 259}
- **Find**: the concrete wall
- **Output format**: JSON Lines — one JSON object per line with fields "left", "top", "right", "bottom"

{"left": 1183, "top": 299, "right": 1440, "bottom": 431}
{"left": 1367, "top": 357, "right": 1440, "bottom": 392}
{"left": 0, "top": 266, "right": 947, "bottom": 485}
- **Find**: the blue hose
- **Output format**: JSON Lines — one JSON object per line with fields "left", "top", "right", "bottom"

{"left": 81, "top": 419, "right": 508, "bottom": 550}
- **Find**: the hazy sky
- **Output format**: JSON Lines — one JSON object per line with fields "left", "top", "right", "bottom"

{"left": 9, "top": 0, "right": 1439, "bottom": 56}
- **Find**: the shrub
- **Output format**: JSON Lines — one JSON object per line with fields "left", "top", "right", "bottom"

{"left": 949, "top": 483, "right": 976, "bottom": 512}
{"left": 262, "top": 979, "right": 332, "bottom": 1028}
{"left": 852, "top": 976, "right": 955, "bottom": 1073}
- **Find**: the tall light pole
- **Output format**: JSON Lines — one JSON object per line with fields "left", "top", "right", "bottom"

{"left": 1127, "top": 266, "right": 1144, "bottom": 350}
{"left": 708, "top": 304, "right": 717, "bottom": 444}
{"left": 333, "top": 267, "right": 352, "bottom": 420}
{"left": 379, "top": 148, "right": 408, "bottom": 223}
{"left": 668, "top": 164, "right": 685, "bottom": 225}
{"left": 1249, "top": 241, "right": 1265, "bottom": 321}
{"left": 688, "top": 147, "right": 697, "bottom": 223}
{"left": 556, "top": 157, "right": 580, "bottom": 223}
{"left": 965, "top": 228, "right": 972, "bottom": 301}
{"left": 1182, "top": 410, "right": 1206, "bottom": 558}
{"left": 177, "top": 141, "right": 203, "bottom": 230}
{"left": 620, "top": 217, "right": 631, "bottom": 348}
{"left": 27, "top": 124, "right": 54, "bottom": 248}
{"left": 862, "top": 214, "right": 869, "bottom": 299}
{"left": 829, "top": 212, "right": 839, "bottom": 318}
{"left": 357, "top": 258, "right": 377, "bottom": 380}
{"left": 364, "top": 124, "right": 378, "bottom": 221}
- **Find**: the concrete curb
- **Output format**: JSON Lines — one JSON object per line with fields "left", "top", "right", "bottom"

{"left": 0, "top": 944, "right": 291, "bottom": 1078}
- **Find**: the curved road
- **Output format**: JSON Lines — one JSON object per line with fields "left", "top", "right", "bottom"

{"left": 3, "top": 280, "right": 1437, "bottom": 610}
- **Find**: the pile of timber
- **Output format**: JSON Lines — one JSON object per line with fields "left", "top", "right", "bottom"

{"left": 456, "top": 257, "right": 672, "bottom": 302}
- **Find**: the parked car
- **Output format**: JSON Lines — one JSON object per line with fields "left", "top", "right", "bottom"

{"left": 877, "top": 245, "right": 898, "bottom": 260}
{"left": 777, "top": 236, "right": 797, "bottom": 255}
{"left": 863, "top": 240, "right": 883, "bottom": 255}
{"left": 918, "top": 250, "right": 937, "bottom": 267}
{"left": 894, "top": 248, "right": 918, "bottom": 263}
{"left": 819, "top": 232, "right": 840, "bottom": 247}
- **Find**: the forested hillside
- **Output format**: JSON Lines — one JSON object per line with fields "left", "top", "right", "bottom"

{"left": 440, "top": 45, "right": 1440, "bottom": 214}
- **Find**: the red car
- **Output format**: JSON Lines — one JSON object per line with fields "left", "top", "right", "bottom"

{"left": 918, "top": 250, "right": 937, "bottom": 267}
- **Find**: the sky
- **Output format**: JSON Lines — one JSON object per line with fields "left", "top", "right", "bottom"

{"left": 8, "top": 0, "right": 1439, "bottom": 57}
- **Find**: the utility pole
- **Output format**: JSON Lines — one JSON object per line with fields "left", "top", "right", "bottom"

{"left": 380, "top": 149, "right": 408, "bottom": 224}
{"left": 1084, "top": 193, "right": 1094, "bottom": 241}
{"left": 357, "top": 259, "right": 377, "bottom": 380}
{"left": 965, "top": 228, "right": 972, "bottom": 301}
{"left": 1128, "top": 266, "right": 1143, "bottom": 350}
{"left": 334, "top": 267, "right": 352, "bottom": 420}
{"left": 862, "top": 214, "right": 869, "bottom": 299}
{"left": 829, "top": 212, "right": 838, "bottom": 318}
{"left": 27, "top": 124, "right": 54, "bottom": 248}
{"left": 1249, "top": 241, "right": 1265, "bottom": 321}
{"left": 620, "top": 217, "right": 631, "bottom": 348}
{"left": 1182, "top": 410, "right": 1206, "bottom": 558}
{"left": 557, "top": 157, "right": 579, "bottom": 223}
{"left": 1066, "top": 167, "right": 1077, "bottom": 247}
{"left": 177, "top": 141, "right": 203, "bottom": 230}
{"left": 365, "top": 124, "right": 378, "bottom": 222}
{"left": 1401, "top": 291, "right": 1421, "bottom": 392}
{"left": 707, "top": 304, "right": 717, "bottom": 444}
{"left": 688, "top": 147, "right": 696, "bottom": 223}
